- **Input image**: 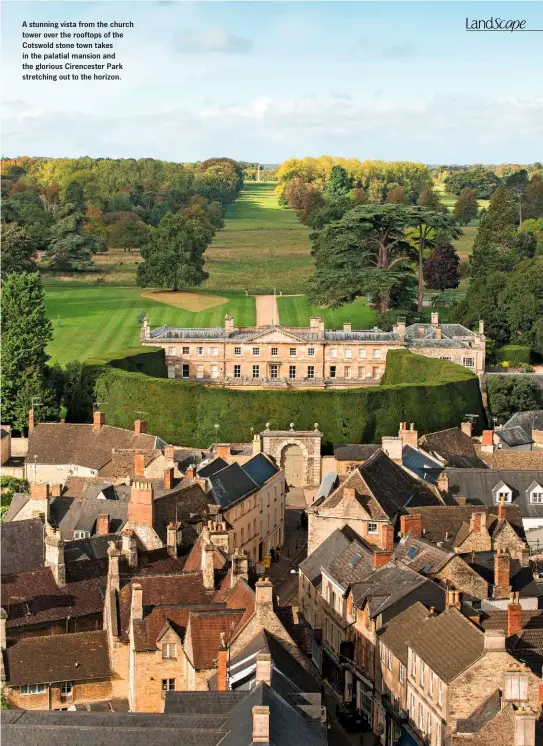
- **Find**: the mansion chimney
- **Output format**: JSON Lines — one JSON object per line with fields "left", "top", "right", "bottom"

{"left": 128, "top": 482, "right": 154, "bottom": 528}
{"left": 479, "top": 319, "right": 485, "bottom": 336}
{"left": 134, "top": 419, "right": 147, "bottom": 436}
{"left": 343, "top": 322, "right": 352, "bottom": 333}
{"left": 45, "top": 529, "right": 66, "bottom": 587}
{"left": 309, "top": 316, "right": 324, "bottom": 335}
{"left": 224, "top": 315, "right": 235, "bottom": 336}
{"left": 393, "top": 319, "right": 406, "bottom": 343}
{"left": 93, "top": 411, "right": 105, "bottom": 431}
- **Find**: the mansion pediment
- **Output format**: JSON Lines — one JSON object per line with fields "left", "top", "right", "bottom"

{"left": 239, "top": 327, "right": 309, "bottom": 344}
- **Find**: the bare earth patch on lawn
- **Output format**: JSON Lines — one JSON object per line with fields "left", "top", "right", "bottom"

{"left": 140, "top": 291, "right": 228, "bottom": 312}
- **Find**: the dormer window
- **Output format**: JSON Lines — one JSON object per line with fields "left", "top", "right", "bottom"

{"left": 528, "top": 482, "right": 543, "bottom": 504}
{"left": 493, "top": 481, "right": 513, "bottom": 504}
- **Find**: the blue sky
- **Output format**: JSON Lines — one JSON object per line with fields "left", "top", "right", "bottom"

{"left": 2, "top": 1, "right": 542, "bottom": 163}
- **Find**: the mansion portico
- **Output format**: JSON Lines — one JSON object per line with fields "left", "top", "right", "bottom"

{"left": 141, "top": 313, "right": 485, "bottom": 389}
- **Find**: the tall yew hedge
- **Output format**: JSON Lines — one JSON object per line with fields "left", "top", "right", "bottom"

{"left": 73, "top": 349, "right": 485, "bottom": 448}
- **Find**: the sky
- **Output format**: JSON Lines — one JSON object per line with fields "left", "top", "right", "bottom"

{"left": 1, "top": 1, "right": 543, "bottom": 163}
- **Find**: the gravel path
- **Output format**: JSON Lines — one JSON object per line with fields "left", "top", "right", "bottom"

{"left": 255, "top": 294, "right": 279, "bottom": 326}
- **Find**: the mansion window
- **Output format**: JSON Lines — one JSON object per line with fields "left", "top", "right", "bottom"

{"left": 419, "top": 704, "right": 424, "bottom": 730}
{"left": 307, "top": 365, "right": 315, "bottom": 380}
{"left": 372, "top": 367, "right": 380, "bottom": 378}
{"left": 168, "top": 347, "right": 175, "bottom": 356}
{"left": 20, "top": 684, "right": 46, "bottom": 695}
{"left": 241, "top": 527, "right": 244, "bottom": 544}
{"left": 359, "top": 367, "right": 365, "bottom": 379}
{"left": 210, "top": 347, "right": 218, "bottom": 356}
{"left": 196, "top": 346, "right": 204, "bottom": 356}
{"left": 345, "top": 366, "right": 351, "bottom": 379}
{"left": 345, "top": 348, "right": 352, "bottom": 359}
{"left": 438, "top": 679, "right": 443, "bottom": 705}
{"left": 252, "top": 347, "right": 260, "bottom": 356}
{"left": 182, "top": 346, "right": 190, "bottom": 355}
{"left": 420, "top": 661, "right": 425, "bottom": 687}
{"left": 234, "top": 347, "right": 241, "bottom": 356}
{"left": 359, "top": 349, "right": 366, "bottom": 359}
{"left": 329, "top": 365, "right": 337, "bottom": 379}
{"left": 252, "top": 365, "right": 260, "bottom": 378}
{"left": 234, "top": 364, "right": 241, "bottom": 378}
{"left": 367, "top": 522, "right": 378, "bottom": 534}
{"left": 531, "top": 492, "right": 543, "bottom": 504}
{"left": 373, "top": 349, "right": 382, "bottom": 359}
{"left": 196, "top": 365, "right": 204, "bottom": 379}
{"left": 289, "top": 365, "right": 296, "bottom": 379}
{"left": 463, "top": 357, "right": 475, "bottom": 368}
{"left": 271, "top": 347, "right": 278, "bottom": 356}
{"left": 162, "top": 679, "right": 175, "bottom": 697}
{"left": 162, "top": 643, "right": 177, "bottom": 659}
{"left": 182, "top": 364, "right": 189, "bottom": 378}
{"left": 330, "top": 348, "right": 337, "bottom": 358}
{"left": 210, "top": 364, "right": 218, "bottom": 379}
{"left": 308, "top": 347, "right": 315, "bottom": 356}
{"left": 270, "top": 364, "right": 278, "bottom": 379}
{"left": 289, "top": 348, "right": 296, "bottom": 357}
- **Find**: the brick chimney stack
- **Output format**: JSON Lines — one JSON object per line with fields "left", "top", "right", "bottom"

{"left": 134, "top": 419, "right": 147, "bottom": 435}
{"left": 45, "top": 529, "right": 66, "bottom": 587}
{"left": 446, "top": 589, "right": 461, "bottom": 609}
{"left": 93, "top": 411, "right": 105, "bottom": 431}
{"left": 29, "top": 483, "right": 50, "bottom": 520}
{"left": 461, "top": 421, "right": 473, "bottom": 438}
{"left": 131, "top": 583, "right": 143, "bottom": 622}
{"left": 400, "top": 514, "right": 422, "bottom": 538}
{"left": 508, "top": 592, "right": 523, "bottom": 637}
{"left": 28, "top": 409, "right": 35, "bottom": 433}
{"left": 201, "top": 529, "right": 215, "bottom": 590}
{"left": 163, "top": 467, "right": 174, "bottom": 490}
{"left": 380, "top": 523, "right": 394, "bottom": 552}
{"left": 398, "top": 422, "right": 418, "bottom": 448}
{"left": 121, "top": 529, "right": 138, "bottom": 568}
{"left": 96, "top": 513, "right": 109, "bottom": 536}
{"left": 255, "top": 577, "right": 274, "bottom": 613}
{"left": 217, "top": 632, "right": 228, "bottom": 691}
{"left": 373, "top": 550, "right": 392, "bottom": 570}
{"left": 134, "top": 453, "right": 146, "bottom": 478}
{"left": 437, "top": 471, "right": 449, "bottom": 493}
{"left": 255, "top": 653, "right": 272, "bottom": 686}
{"left": 494, "top": 549, "right": 512, "bottom": 599}
{"left": 481, "top": 430, "right": 494, "bottom": 453}
{"left": 231, "top": 548, "right": 249, "bottom": 587}
{"left": 498, "top": 496, "right": 508, "bottom": 522}
{"left": 164, "top": 445, "right": 175, "bottom": 462}
{"left": 185, "top": 464, "right": 196, "bottom": 480}
{"left": 215, "top": 444, "right": 231, "bottom": 460}
{"left": 128, "top": 482, "right": 154, "bottom": 528}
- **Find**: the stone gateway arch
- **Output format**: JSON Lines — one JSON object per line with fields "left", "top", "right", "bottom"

{"left": 261, "top": 423, "right": 322, "bottom": 489}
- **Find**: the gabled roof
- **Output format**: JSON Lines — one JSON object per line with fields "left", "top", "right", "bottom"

{"left": 333, "top": 444, "right": 380, "bottom": 462}
{"left": 445, "top": 469, "right": 543, "bottom": 519}
{"left": 377, "top": 602, "right": 430, "bottom": 664}
{"left": 393, "top": 534, "right": 453, "bottom": 574}
{"left": 476, "top": 447, "right": 543, "bottom": 470}
{"left": 186, "top": 609, "right": 246, "bottom": 669}
{"left": 25, "top": 423, "right": 160, "bottom": 469}
{"left": 4, "top": 630, "right": 111, "bottom": 686}
{"left": 401, "top": 444, "right": 443, "bottom": 484}
{"left": 0, "top": 519, "right": 45, "bottom": 576}
{"left": 351, "top": 562, "right": 438, "bottom": 618}
{"left": 406, "top": 607, "right": 484, "bottom": 683}
{"left": 325, "top": 539, "right": 375, "bottom": 592}
{"left": 197, "top": 457, "right": 229, "bottom": 479}
{"left": 504, "top": 410, "right": 543, "bottom": 437}
{"left": 208, "top": 462, "right": 259, "bottom": 509}
{"left": 299, "top": 526, "right": 357, "bottom": 587}
{"left": 405, "top": 504, "right": 525, "bottom": 546}
{"left": 494, "top": 426, "right": 533, "bottom": 448}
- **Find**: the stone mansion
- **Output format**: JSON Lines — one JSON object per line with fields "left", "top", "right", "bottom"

{"left": 141, "top": 313, "right": 486, "bottom": 388}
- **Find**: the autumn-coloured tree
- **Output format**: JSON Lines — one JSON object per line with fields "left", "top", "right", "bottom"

{"left": 385, "top": 186, "right": 408, "bottom": 205}
{"left": 453, "top": 188, "right": 479, "bottom": 225}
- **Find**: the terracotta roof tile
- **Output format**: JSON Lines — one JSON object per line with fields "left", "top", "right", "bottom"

{"left": 187, "top": 609, "right": 245, "bottom": 669}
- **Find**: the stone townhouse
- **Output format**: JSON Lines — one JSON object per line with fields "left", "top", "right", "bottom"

{"left": 141, "top": 312, "right": 486, "bottom": 388}
{"left": 307, "top": 449, "right": 449, "bottom": 556}
{"left": 2, "top": 629, "right": 112, "bottom": 711}
{"left": 405, "top": 607, "right": 541, "bottom": 746}
{"left": 451, "top": 699, "right": 541, "bottom": 746}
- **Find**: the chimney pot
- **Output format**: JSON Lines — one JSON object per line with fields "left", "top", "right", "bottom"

{"left": 508, "top": 592, "right": 523, "bottom": 637}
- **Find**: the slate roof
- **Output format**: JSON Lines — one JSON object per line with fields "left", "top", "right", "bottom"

{"left": 393, "top": 534, "right": 453, "bottom": 574}
{"left": 333, "top": 444, "right": 380, "bottom": 462}
{"left": 401, "top": 444, "right": 443, "bottom": 484}
{"left": 504, "top": 410, "right": 543, "bottom": 438}
{"left": 4, "top": 630, "right": 111, "bottom": 686}
{"left": 240, "top": 453, "right": 279, "bottom": 487}
{"left": 445, "top": 469, "right": 543, "bottom": 519}
{"left": 299, "top": 526, "right": 357, "bottom": 587}
{"left": 208, "top": 462, "right": 259, "bottom": 510}
{"left": 325, "top": 539, "right": 375, "bottom": 591}
{"left": 494, "top": 426, "right": 533, "bottom": 448}
{"left": 405, "top": 504, "right": 525, "bottom": 546}
{"left": 197, "top": 457, "right": 229, "bottom": 479}
{"left": 407, "top": 607, "right": 484, "bottom": 682}
{"left": 0, "top": 519, "right": 45, "bottom": 576}
{"left": 465, "top": 551, "right": 541, "bottom": 598}
{"left": 25, "top": 423, "right": 161, "bottom": 469}
{"left": 419, "top": 428, "right": 487, "bottom": 468}
{"left": 377, "top": 602, "right": 430, "bottom": 664}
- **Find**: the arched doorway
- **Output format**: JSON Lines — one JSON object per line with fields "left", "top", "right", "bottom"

{"left": 281, "top": 444, "right": 304, "bottom": 488}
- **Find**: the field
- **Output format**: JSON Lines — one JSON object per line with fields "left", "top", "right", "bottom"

{"left": 434, "top": 182, "right": 487, "bottom": 261}
{"left": 277, "top": 296, "right": 377, "bottom": 329}
{"left": 44, "top": 285, "right": 255, "bottom": 364}
{"left": 203, "top": 182, "right": 313, "bottom": 294}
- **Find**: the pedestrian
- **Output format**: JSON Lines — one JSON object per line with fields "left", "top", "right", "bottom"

{"left": 270, "top": 548, "right": 276, "bottom": 563}
{"left": 276, "top": 546, "right": 281, "bottom": 562}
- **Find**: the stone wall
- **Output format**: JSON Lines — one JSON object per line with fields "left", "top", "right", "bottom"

{"left": 7, "top": 679, "right": 112, "bottom": 710}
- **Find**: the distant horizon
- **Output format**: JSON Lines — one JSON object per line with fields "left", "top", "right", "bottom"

{"left": 2, "top": 1, "right": 542, "bottom": 162}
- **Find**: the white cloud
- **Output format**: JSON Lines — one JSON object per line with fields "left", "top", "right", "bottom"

{"left": 173, "top": 27, "right": 253, "bottom": 55}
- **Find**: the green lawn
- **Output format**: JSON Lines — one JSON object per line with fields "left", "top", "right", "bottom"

{"left": 434, "top": 182, "right": 487, "bottom": 260}
{"left": 277, "top": 296, "right": 377, "bottom": 329}
{"left": 204, "top": 182, "right": 313, "bottom": 294}
{"left": 45, "top": 285, "right": 255, "bottom": 364}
